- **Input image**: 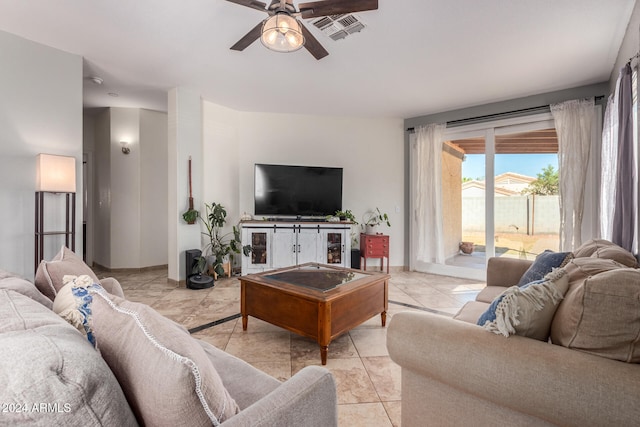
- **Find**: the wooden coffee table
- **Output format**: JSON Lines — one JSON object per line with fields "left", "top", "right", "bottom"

{"left": 240, "top": 263, "right": 389, "bottom": 365}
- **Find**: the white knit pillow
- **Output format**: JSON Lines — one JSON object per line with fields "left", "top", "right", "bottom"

{"left": 480, "top": 269, "right": 569, "bottom": 341}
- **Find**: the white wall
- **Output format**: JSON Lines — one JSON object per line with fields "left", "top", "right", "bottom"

{"left": 610, "top": 0, "right": 640, "bottom": 93}
{"left": 90, "top": 107, "right": 168, "bottom": 269}
{"left": 200, "top": 103, "right": 406, "bottom": 268}
{"left": 0, "top": 30, "right": 82, "bottom": 278}
{"left": 168, "top": 88, "right": 203, "bottom": 281}
{"left": 140, "top": 109, "right": 168, "bottom": 267}
{"left": 93, "top": 109, "right": 112, "bottom": 267}
{"left": 202, "top": 102, "right": 241, "bottom": 248}
{"left": 110, "top": 108, "right": 142, "bottom": 268}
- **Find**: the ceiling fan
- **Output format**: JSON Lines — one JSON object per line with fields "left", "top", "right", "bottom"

{"left": 226, "top": 0, "right": 378, "bottom": 60}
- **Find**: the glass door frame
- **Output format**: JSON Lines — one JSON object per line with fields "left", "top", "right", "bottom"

{"left": 409, "top": 111, "right": 591, "bottom": 280}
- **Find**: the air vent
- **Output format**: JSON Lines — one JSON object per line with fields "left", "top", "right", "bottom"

{"left": 329, "top": 30, "right": 348, "bottom": 41}
{"left": 309, "top": 13, "right": 366, "bottom": 41}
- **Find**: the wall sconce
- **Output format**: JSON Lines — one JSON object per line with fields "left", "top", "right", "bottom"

{"left": 121, "top": 141, "right": 131, "bottom": 155}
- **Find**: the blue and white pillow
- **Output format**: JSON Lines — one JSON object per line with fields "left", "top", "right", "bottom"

{"left": 517, "top": 250, "right": 573, "bottom": 286}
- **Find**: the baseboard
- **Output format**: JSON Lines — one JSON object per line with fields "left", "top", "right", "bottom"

{"left": 92, "top": 262, "right": 168, "bottom": 274}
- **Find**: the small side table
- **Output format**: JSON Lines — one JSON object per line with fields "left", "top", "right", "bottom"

{"left": 360, "top": 233, "right": 389, "bottom": 273}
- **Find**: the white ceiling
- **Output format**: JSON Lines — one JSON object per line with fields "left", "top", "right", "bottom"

{"left": 0, "top": 0, "right": 635, "bottom": 118}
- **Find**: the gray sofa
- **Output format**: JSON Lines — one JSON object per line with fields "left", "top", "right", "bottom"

{"left": 388, "top": 240, "right": 640, "bottom": 427}
{"left": 0, "top": 268, "right": 337, "bottom": 426}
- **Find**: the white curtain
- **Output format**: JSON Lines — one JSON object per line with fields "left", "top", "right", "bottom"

{"left": 551, "top": 98, "right": 595, "bottom": 251}
{"left": 601, "top": 77, "right": 621, "bottom": 240}
{"left": 414, "top": 123, "right": 446, "bottom": 263}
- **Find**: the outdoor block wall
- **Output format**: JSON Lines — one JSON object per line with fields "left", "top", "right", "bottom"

{"left": 462, "top": 195, "right": 560, "bottom": 235}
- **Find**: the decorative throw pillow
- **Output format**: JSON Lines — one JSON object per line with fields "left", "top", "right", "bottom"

{"left": 517, "top": 250, "right": 573, "bottom": 286}
{"left": 550, "top": 268, "right": 640, "bottom": 363}
{"left": 573, "top": 239, "right": 638, "bottom": 267}
{"left": 34, "top": 246, "right": 100, "bottom": 301}
{"left": 562, "top": 257, "right": 626, "bottom": 288}
{"left": 56, "top": 283, "right": 240, "bottom": 425}
{"left": 53, "top": 277, "right": 96, "bottom": 342}
{"left": 478, "top": 269, "right": 569, "bottom": 341}
{"left": 572, "top": 238, "right": 616, "bottom": 258}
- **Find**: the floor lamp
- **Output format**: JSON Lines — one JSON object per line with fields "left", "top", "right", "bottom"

{"left": 35, "top": 154, "right": 76, "bottom": 272}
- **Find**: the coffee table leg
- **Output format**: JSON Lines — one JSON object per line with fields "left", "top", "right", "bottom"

{"left": 320, "top": 345, "right": 328, "bottom": 365}
{"left": 242, "top": 314, "right": 248, "bottom": 331}
{"left": 381, "top": 311, "right": 387, "bottom": 327}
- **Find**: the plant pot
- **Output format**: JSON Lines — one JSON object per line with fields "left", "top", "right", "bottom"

{"left": 365, "top": 224, "right": 378, "bottom": 235}
{"left": 459, "top": 241, "right": 474, "bottom": 254}
{"left": 351, "top": 249, "right": 361, "bottom": 269}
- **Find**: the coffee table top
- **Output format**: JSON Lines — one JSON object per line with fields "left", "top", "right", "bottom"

{"left": 262, "top": 263, "right": 369, "bottom": 292}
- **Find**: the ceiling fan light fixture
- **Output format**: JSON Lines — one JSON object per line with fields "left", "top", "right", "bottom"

{"left": 261, "top": 13, "right": 305, "bottom": 52}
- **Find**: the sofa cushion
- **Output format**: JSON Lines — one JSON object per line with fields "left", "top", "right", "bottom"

{"left": 0, "top": 289, "right": 137, "bottom": 426}
{"left": 453, "top": 301, "right": 491, "bottom": 324}
{"left": 34, "top": 246, "right": 100, "bottom": 301}
{"left": 0, "top": 269, "right": 52, "bottom": 309}
{"left": 62, "top": 283, "right": 239, "bottom": 425}
{"left": 550, "top": 268, "right": 640, "bottom": 363}
{"left": 475, "top": 286, "right": 508, "bottom": 304}
{"left": 563, "top": 257, "right": 627, "bottom": 287}
{"left": 573, "top": 239, "right": 638, "bottom": 267}
{"left": 517, "top": 250, "right": 573, "bottom": 286}
{"left": 478, "top": 269, "right": 569, "bottom": 341}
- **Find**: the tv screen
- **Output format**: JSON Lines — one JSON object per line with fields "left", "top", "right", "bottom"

{"left": 254, "top": 164, "right": 343, "bottom": 217}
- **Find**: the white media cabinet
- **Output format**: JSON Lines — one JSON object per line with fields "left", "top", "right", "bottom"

{"left": 240, "top": 220, "right": 352, "bottom": 275}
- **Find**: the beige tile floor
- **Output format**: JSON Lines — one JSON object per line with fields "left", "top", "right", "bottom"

{"left": 94, "top": 266, "right": 485, "bottom": 427}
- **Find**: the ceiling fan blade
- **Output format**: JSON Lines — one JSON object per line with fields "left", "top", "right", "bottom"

{"left": 298, "top": 0, "right": 378, "bottom": 19}
{"left": 300, "top": 23, "right": 329, "bottom": 60}
{"left": 230, "top": 22, "right": 264, "bottom": 51}
{"left": 225, "top": 0, "right": 268, "bottom": 13}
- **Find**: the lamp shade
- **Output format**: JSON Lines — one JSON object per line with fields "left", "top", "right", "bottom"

{"left": 261, "top": 14, "right": 305, "bottom": 53}
{"left": 36, "top": 154, "right": 76, "bottom": 193}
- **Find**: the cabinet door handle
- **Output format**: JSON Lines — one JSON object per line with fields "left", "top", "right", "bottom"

{"left": 342, "top": 244, "right": 345, "bottom": 252}
{"left": 292, "top": 245, "right": 296, "bottom": 253}
{"left": 297, "top": 244, "right": 301, "bottom": 253}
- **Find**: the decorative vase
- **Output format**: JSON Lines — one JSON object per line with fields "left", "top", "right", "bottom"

{"left": 459, "top": 241, "right": 474, "bottom": 254}
{"left": 365, "top": 224, "right": 378, "bottom": 235}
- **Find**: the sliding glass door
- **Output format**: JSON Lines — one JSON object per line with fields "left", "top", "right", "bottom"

{"left": 410, "top": 113, "right": 558, "bottom": 280}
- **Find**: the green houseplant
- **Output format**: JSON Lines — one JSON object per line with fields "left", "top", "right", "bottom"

{"left": 182, "top": 208, "right": 199, "bottom": 225}
{"left": 363, "top": 207, "right": 391, "bottom": 235}
{"left": 197, "top": 202, "right": 251, "bottom": 278}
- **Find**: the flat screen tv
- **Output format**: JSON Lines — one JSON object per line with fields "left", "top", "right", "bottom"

{"left": 254, "top": 163, "right": 343, "bottom": 217}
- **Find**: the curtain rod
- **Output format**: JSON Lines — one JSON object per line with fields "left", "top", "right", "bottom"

{"left": 406, "top": 95, "right": 605, "bottom": 132}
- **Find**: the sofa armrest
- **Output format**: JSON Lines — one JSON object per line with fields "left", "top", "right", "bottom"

{"left": 486, "top": 257, "right": 532, "bottom": 287}
{"left": 221, "top": 366, "right": 337, "bottom": 427}
{"left": 98, "top": 277, "right": 125, "bottom": 298}
{"left": 387, "top": 311, "right": 640, "bottom": 427}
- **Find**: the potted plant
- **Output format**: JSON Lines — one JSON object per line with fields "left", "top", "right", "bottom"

{"left": 182, "top": 156, "right": 198, "bottom": 224}
{"left": 363, "top": 207, "right": 391, "bottom": 235}
{"left": 335, "top": 209, "right": 363, "bottom": 269}
{"left": 197, "top": 202, "right": 251, "bottom": 278}
{"left": 182, "top": 208, "right": 199, "bottom": 225}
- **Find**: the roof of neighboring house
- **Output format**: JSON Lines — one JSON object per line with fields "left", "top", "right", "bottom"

{"left": 461, "top": 180, "right": 520, "bottom": 196}
{"left": 494, "top": 172, "right": 536, "bottom": 185}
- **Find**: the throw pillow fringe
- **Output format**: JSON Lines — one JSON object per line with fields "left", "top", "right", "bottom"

{"left": 485, "top": 268, "right": 568, "bottom": 337}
